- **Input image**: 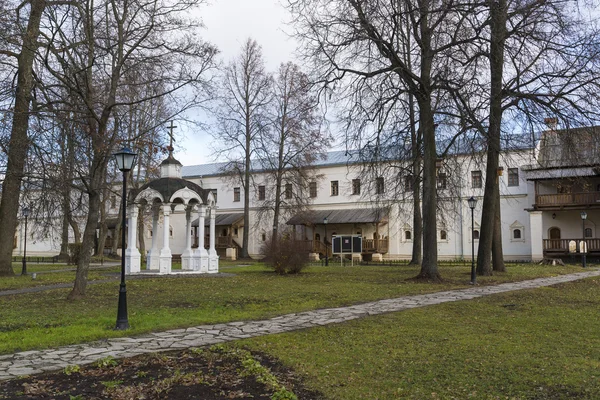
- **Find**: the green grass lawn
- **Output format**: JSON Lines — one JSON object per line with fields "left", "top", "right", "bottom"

{"left": 0, "top": 262, "right": 587, "bottom": 356}
{"left": 238, "top": 276, "right": 600, "bottom": 399}
{"left": 0, "top": 263, "right": 121, "bottom": 291}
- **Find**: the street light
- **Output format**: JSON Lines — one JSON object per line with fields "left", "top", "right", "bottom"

{"left": 467, "top": 196, "right": 477, "bottom": 284}
{"left": 113, "top": 146, "right": 138, "bottom": 330}
{"left": 323, "top": 216, "right": 329, "bottom": 266}
{"left": 21, "top": 206, "right": 30, "bottom": 276}
{"left": 581, "top": 211, "right": 587, "bottom": 269}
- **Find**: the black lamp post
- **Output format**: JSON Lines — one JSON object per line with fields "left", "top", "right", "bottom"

{"left": 21, "top": 206, "right": 30, "bottom": 275}
{"left": 113, "top": 146, "right": 138, "bottom": 330}
{"left": 323, "top": 216, "right": 328, "bottom": 266}
{"left": 467, "top": 196, "right": 477, "bottom": 284}
{"left": 581, "top": 211, "right": 587, "bottom": 269}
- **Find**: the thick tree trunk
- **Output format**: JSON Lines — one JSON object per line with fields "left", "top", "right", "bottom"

{"left": 492, "top": 184, "right": 506, "bottom": 271}
{"left": 413, "top": 15, "right": 439, "bottom": 280}
{"left": 477, "top": 0, "right": 506, "bottom": 276}
{"left": 416, "top": 98, "right": 439, "bottom": 280}
{"left": 0, "top": 0, "right": 46, "bottom": 276}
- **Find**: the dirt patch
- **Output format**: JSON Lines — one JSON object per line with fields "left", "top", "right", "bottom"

{"left": 0, "top": 346, "right": 325, "bottom": 400}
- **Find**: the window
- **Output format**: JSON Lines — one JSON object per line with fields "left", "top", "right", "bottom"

{"left": 510, "top": 221, "right": 525, "bottom": 242}
{"left": 437, "top": 173, "right": 447, "bottom": 190}
{"left": 285, "top": 183, "right": 292, "bottom": 199}
{"left": 110, "top": 195, "right": 117, "bottom": 209}
{"left": 258, "top": 185, "right": 265, "bottom": 201}
{"left": 169, "top": 226, "right": 173, "bottom": 238}
{"left": 376, "top": 177, "right": 385, "bottom": 194}
{"left": 473, "top": 230, "right": 480, "bottom": 240}
{"left": 508, "top": 168, "right": 519, "bottom": 186}
{"left": 233, "top": 187, "right": 241, "bottom": 202}
{"left": 309, "top": 181, "right": 317, "bottom": 198}
{"left": 234, "top": 228, "right": 239, "bottom": 236}
{"left": 261, "top": 232, "right": 266, "bottom": 241}
{"left": 440, "top": 230, "right": 447, "bottom": 240}
{"left": 352, "top": 179, "right": 361, "bottom": 195}
{"left": 209, "top": 189, "right": 217, "bottom": 204}
{"left": 471, "top": 171, "right": 482, "bottom": 188}
{"left": 405, "top": 230, "right": 412, "bottom": 240}
{"left": 585, "top": 228, "right": 593, "bottom": 238}
{"left": 331, "top": 180, "right": 339, "bottom": 196}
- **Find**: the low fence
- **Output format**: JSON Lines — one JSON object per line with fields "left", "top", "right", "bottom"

{"left": 12, "top": 255, "right": 61, "bottom": 263}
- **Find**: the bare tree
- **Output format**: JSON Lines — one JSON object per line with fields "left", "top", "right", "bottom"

{"left": 254, "top": 62, "right": 329, "bottom": 239}
{"left": 212, "top": 38, "right": 272, "bottom": 259}
{"left": 0, "top": 0, "right": 46, "bottom": 276}
{"left": 35, "top": 0, "right": 217, "bottom": 298}
{"left": 286, "top": 0, "right": 477, "bottom": 280}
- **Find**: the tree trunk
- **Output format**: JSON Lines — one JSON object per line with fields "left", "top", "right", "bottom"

{"left": 409, "top": 102, "right": 422, "bottom": 265}
{"left": 111, "top": 202, "right": 123, "bottom": 256}
{"left": 492, "top": 183, "right": 506, "bottom": 271}
{"left": 0, "top": 0, "right": 46, "bottom": 276}
{"left": 241, "top": 112, "right": 252, "bottom": 258}
{"left": 137, "top": 204, "right": 146, "bottom": 260}
{"left": 413, "top": 15, "right": 439, "bottom": 280}
{"left": 68, "top": 159, "right": 105, "bottom": 299}
{"left": 477, "top": 0, "right": 506, "bottom": 276}
{"left": 59, "top": 195, "right": 71, "bottom": 261}
{"left": 416, "top": 98, "right": 439, "bottom": 280}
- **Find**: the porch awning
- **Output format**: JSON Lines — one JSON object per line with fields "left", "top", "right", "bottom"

{"left": 192, "top": 213, "right": 244, "bottom": 227}
{"left": 287, "top": 208, "right": 387, "bottom": 226}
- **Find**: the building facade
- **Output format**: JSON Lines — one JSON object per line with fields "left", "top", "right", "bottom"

{"left": 14, "top": 126, "right": 600, "bottom": 263}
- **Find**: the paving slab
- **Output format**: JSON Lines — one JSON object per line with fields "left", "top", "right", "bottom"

{"left": 0, "top": 269, "right": 599, "bottom": 381}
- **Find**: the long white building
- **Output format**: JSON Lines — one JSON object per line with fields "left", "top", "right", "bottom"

{"left": 14, "top": 126, "right": 600, "bottom": 263}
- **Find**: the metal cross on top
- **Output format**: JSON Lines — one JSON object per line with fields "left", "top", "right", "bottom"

{"left": 167, "top": 121, "right": 177, "bottom": 156}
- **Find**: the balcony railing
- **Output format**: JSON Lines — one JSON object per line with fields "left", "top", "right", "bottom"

{"left": 294, "top": 238, "right": 389, "bottom": 255}
{"left": 536, "top": 191, "right": 600, "bottom": 207}
{"left": 543, "top": 238, "right": 600, "bottom": 254}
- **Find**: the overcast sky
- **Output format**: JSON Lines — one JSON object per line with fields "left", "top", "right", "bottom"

{"left": 176, "top": 0, "right": 298, "bottom": 167}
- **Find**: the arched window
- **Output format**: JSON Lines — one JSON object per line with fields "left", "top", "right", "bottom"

{"left": 585, "top": 228, "right": 593, "bottom": 238}
{"left": 549, "top": 227, "right": 561, "bottom": 239}
{"left": 440, "top": 230, "right": 447, "bottom": 240}
{"left": 513, "top": 229, "right": 521, "bottom": 239}
{"left": 405, "top": 230, "right": 412, "bottom": 240}
{"left": 473, "top": 230, "right": 480, "bottom": 240}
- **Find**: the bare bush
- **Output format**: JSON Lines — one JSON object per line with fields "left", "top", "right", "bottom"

{"left": 261, "top": 233, "right": 309, "bottom": 275}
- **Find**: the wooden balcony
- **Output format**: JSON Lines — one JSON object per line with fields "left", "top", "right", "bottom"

{"left": 294, "top": 238, "right": 389, "bottom": 255}
{"left": 193, "top": 235, "right": 236, "bottom": 249}
{"left": 543, "top": 238, "right": 600, "bottom": 255}
{"left": 536, "top": 191, "right": 600, "bottom": 209}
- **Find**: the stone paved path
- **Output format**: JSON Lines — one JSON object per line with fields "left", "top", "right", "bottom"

{"left": 1, "top": 269, "right": 599, "bottom": 381}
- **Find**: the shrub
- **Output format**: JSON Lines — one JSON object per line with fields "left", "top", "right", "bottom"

{"left": 261, "top": 232, "right": 309, "bottom": 275}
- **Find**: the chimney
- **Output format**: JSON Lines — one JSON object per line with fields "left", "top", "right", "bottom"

{"left": 544, "top": 117, "right": 558, "bottom": 131}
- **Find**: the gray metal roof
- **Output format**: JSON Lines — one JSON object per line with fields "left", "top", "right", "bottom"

{"left": 181, "top": 150, "right": 360, "bottom": 178}
{"left": 287, "top": 208, "right": 387, "bottom": 225}
{"left": 192, "top": 213, "right": 244, "bottom": 227}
